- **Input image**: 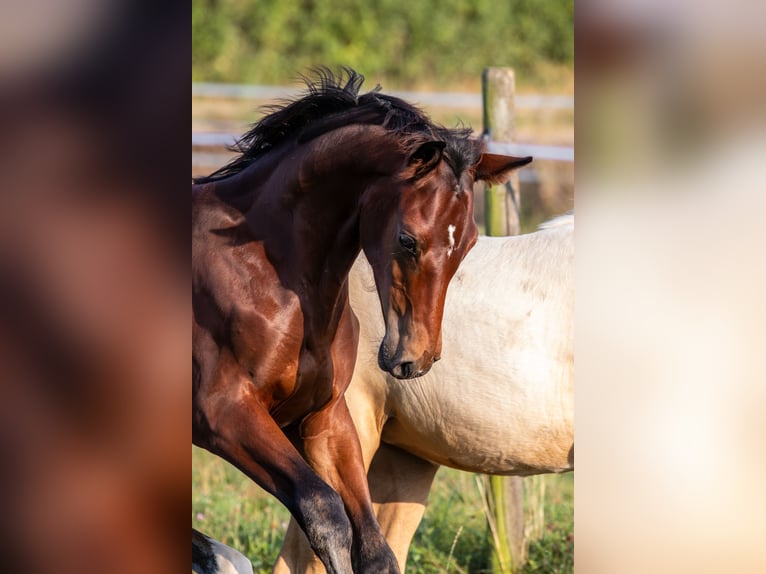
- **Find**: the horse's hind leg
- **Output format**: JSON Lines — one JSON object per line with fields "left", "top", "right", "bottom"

{"left": 300, "top": 396, "right": 399, "bottom": 573}
{"left": 195, "top": 372, "right": 354, "bottom": 574}
{"left": 273, "top": 387, "right": 385, "bottom": 574}
{"left": 275, "top": 422, "right": 439, "bottom": 574}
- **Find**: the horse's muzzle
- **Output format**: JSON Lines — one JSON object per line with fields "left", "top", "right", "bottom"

{"left": 378, "top": 345, "right": 434, "bottom": 379}
{"left": 391, "top": 361, "right": 420, "bottom": 379}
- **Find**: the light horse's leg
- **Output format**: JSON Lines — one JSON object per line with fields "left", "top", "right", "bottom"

{"left": 195, "top": 353, "right": 354, "bottom": 574}
{"left": 273, "top": 519, "right": 322, "bottom": 573}
{"left": 368, "top": 443, "right": 440, "bottom": 571}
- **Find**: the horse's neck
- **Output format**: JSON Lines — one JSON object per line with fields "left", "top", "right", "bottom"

{"left": 237, "top": 130, "right": 394, "bottom": 333}
{"left": 200, "top": 126, "right": 402, "bottom": 340}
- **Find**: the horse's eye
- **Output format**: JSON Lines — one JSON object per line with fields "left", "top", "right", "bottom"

{"left": 398, "top": 233, "right": 418, "bottom": 256}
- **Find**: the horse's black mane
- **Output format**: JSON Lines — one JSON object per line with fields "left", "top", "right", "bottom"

{"left": 194, "top": 67, "right": 480, "bottom": 184}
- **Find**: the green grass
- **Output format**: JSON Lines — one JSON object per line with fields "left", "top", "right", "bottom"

{"left": 192, "top": 447, "right": 290, "bottom": 572}
{"left": 193, "top": 446, "right": 573, "bottom": 573}
{"left": 522, "top": 474, "right": 574, "bottom": 574}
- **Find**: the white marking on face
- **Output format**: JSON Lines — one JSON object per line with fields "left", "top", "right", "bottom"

{"left": 447, "top": 224, "right": 456, "bottom": 257}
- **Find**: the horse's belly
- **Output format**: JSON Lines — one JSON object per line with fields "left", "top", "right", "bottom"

{"left": 381, "top": 368, "right": 573, "bottom": 475}
{"left": 382, "top": 418, "right": 572, "bottom": 475}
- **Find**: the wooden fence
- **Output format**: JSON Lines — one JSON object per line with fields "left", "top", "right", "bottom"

{"left": 191, "top": 78, "right": 573, "bottom": 177}
{"left": 192, "top": 81, "right": 573, "bottom": 110}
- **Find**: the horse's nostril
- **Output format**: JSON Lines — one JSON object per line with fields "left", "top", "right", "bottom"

{"left": 398, "top": 361, "right": 414, "bottom": 379}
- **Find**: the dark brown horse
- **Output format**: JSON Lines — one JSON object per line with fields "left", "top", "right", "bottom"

{"left": 192, "top": 69, "right": 531, "bottom": 573}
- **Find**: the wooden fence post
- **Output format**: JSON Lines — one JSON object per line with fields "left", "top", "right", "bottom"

{"left": 490, "top": 474, "right": 526, "bottom": 573}
{"left": 482, "top": 67, "right": 520, "bottom": 236}
{"left": 481, "top": 66, "right": 543, "bottom": 574}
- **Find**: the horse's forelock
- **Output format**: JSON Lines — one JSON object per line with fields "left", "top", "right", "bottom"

{"left": 443, "top": 129, "right": 483, "bottom": 177}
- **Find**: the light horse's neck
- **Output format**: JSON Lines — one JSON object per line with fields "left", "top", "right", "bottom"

{"left": 219, "top": 124, "right": 403, "bottom": 336}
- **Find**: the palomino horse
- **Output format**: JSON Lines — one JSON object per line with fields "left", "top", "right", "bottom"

{"left": 192, "top": 68, "right": 531, "bottom": 573}
{"left": 275, "top": 214, "right": 573, "bottom": 572}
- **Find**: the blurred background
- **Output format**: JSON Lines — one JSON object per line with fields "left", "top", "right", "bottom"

{"left": 192, "top": 0, "right": 573, "bottom": 88}
{"left": 577, "top": 1, "right": 766, "bottom": 573}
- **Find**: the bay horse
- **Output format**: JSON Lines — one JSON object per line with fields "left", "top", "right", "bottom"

{"left": 192, "top": 68, "right": 531, "bottom": 573}
{"left": 275, "top": 214, "right": 573, "bottom": 572}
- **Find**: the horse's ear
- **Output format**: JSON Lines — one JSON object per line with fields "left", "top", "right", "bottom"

{"left": 474, "top": 154, "right": 533, "bottom": 184}
{"left": 408, "top": 141, "right": 446, "bottom": 178}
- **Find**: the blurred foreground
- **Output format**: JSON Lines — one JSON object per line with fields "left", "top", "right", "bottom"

{"left": 576, "top": 2, "right": 766, "bottom": 573}
{"left": 0, "top": 2, "right": 187, "bottom": 573}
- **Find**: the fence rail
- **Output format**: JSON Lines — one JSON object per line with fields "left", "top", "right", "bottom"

{"left": 191, "top": 132, "right": 573, "bottom": 163}
{"left": 192, "top": 82, "right": 573, "bottom": 111}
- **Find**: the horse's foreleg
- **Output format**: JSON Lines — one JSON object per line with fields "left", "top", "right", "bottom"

{"left": 274, "top": 424, "right": 440, "bottom": 574}
{"left": 274, "top": 382, "right": 386, "bottom": 574}
{"left": 196, "top": 382, "right": 353, "bottom": 574}
{"left": 300, "top": 396, "right": 399, "bottom": 573}
{"left": 368, "top": 443, "right": 440, "bottom": 571}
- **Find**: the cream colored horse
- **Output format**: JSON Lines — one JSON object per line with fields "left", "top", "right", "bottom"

{"left": 275, "top": 214, "right": 574, "bottom": 573}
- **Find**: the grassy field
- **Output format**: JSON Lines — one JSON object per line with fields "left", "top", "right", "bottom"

{"left": 192, "top": 446, "right": 573, "bottom": 573}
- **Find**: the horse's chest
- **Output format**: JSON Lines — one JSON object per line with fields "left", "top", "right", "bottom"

{"left": 197, "top": 233, "right": 352, "bottom": 425}
{"left": 229, "top": 300, "right": 340, "bottom": 426}
{"left": 229, "top": 301, "right": 303, "bottom": 388}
